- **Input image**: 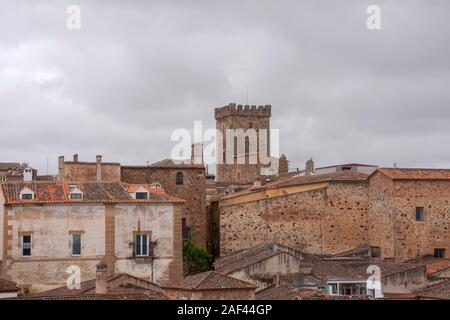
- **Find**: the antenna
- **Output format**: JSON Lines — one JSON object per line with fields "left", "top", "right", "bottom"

{"left": 246, "top": 86, "right": 249, "bottom": 105}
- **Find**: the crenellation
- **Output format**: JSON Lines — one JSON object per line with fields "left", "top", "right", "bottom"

{"left": 215, "top": 103, "right": 271, "bottom": 119}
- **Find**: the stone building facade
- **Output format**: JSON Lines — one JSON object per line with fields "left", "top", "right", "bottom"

{"left": 215, "top": 103, "right": 272, "bottom": 184}
{"left": 121, "top": 159, "right": 207, "bottom": 249}
{"left": 219, "top": 171, "right": 369, "bottom": 256}
{"left": 0, "top": 181, "right": 183, "bottom": 293}
{"left": 368, "top": 168, "right": 450, "bottom": 261}
{"left": 218, "top": 168, "right": 450, "bottom": 262}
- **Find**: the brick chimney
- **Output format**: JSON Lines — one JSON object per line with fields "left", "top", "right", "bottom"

{"left": 96, "top": 155, "right": 102, "bottom": 182}
{"left": 95, "top": 261, "right": 108, "bottom": 295}
{"left": 191, "top": 143, "right": 203, "bottom": 165}
{"left": 58, "top": 156, "right": 65, "bottom": 181}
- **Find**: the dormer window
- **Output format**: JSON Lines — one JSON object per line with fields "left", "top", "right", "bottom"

{"left": 19, "top": 187, "right": 35, "bottom": 200}
{"left": 135, "top": 192, "right": 149, "bottom": 200}
{"left": 69, "top": 188, "right": 83, "bottom": 200}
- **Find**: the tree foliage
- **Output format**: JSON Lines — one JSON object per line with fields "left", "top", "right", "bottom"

{"left": 182, "top": 240, "right": 213, "bottom": 275}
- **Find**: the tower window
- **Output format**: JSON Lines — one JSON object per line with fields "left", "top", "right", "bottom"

{"left": 415, "top": 207, "right": 424, "bottom": 221}
{"left": 176, "top": 172, "right": 184, "bottom": 185}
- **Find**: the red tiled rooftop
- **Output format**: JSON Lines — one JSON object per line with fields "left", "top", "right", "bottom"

{"left": 0, "top": 278, "right": 19, "bottom": 293}
{"left": 0, "top": 181, "right": 185, "bottom": 205}
{"left": 375, "top": 168, "right": 450, "bottom": 180}
{"left": 161, "top": 271, "right": 256, "bottom": 290}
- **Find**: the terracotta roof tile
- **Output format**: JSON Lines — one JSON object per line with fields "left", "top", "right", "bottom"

{"left": 415, "top": 279, "right": 450, "bottom": 299}
{"left": 0, "top": 278, "right": 19, "bottom": 293}
{"left": 0, "top": 181, "right": 185, "bottom": 205}
{"left": 161, "top": 271, "right": 256, "bottom": 290}
{"left": 375, "top": 168, "right": 450, "bottom": 180}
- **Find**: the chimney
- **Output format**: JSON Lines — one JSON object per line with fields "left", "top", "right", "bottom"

{"left": 253, "top": 178, "right": 262, "bottom": 188}
{"left": 58, "top": 156, "right": 65, "bottom": 181}
{"left": 23, "top": 166, "right": 33, "bottom": 182}
{"left": 95, "top": 261, "right": 108, "bottom": 294}
{"left": 96, "top": 155, "right": 102, "bottom": 182}
{"left": 273, "top": 273, "right": 281, "bottom": 286}
{"left": 191, "top": 143, "right": 203, "bottom": 165}
{"left": 73, "top": 154, "right": 79, "bottom": 162}
{"left": 305, "top": 158, "right": 315, "bottom": 176}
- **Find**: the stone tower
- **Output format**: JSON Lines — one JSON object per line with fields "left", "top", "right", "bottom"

{"left": 215, "top": 103, "right": 271, "bottom": 184}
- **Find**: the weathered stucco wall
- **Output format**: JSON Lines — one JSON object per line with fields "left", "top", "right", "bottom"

{"left": 121, "top": 166, "right": 207, "bottom": 249}
{"left": 219, "top": 182, "right": 369, "bottom": 256}
{"left": 2, "top": 202, "right": 179, "bottom": 292}
{"left": 382, "top": 267, "right": 427, "bottom": 294}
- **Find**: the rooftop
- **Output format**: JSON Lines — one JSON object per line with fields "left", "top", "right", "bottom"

{"left": 161, "top": 271, "right": 256, "bottom": 290}
{"left": 0, "top": 278, "right": 19, "bottom": 293}
{"left": 374, "top": 168, "right": 450, "bottom": 180}
{"left": 18, "top": 273, "right": 168, "bottom": 300}
{"left": 0, "top": 181, "right": 185, "bottom": 205}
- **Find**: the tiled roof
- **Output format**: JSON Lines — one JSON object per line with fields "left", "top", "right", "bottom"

{"left": 21, "top": 273, "right": 168, "bottom": 300}
{"left": 214, "top": 242, "right": 315, "bottom": 275}
{"left": 161, "top": 271, "right": 256, "bottom": 290}
{"left": 0, "top": 181, "right": 185, "bottom": 205}
{"left": 0, "top": 278, "right": 19, "bottom": 293}
{"left": 415, "top": 279, "right": 450, "bottom": 299}
{"left": 256, "top": 285, "right": 373, "bottom": 300}
{"left": 269, "top": 171, "right": 369, "bottom": 188}
{"left": 122, "top": 159, "right": 205, "bottom": 169}
{"left": 375, "top": 168, "right": 450, "bottom": 180}
{"left": 403, "top": 256, "right": 450, "bottom": 276}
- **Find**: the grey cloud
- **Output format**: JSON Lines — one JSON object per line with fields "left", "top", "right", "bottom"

{"left": 0, "top": 0, "right": 449, "bottom": 173}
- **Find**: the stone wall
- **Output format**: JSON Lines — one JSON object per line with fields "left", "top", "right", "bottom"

{"left": 163, "top": 287, "right": 255, "bottom": 300}
{"left": 369, "top": 171, "right": 450, "bottom": 260}
{"left": 121, "top": 166, "right": 207, "bottom": 249}
{"left": 59, "top": 161, "right": 121, "bottom": 182}
{"left": 219, "top": 182, "right": 369, "bottom": 256}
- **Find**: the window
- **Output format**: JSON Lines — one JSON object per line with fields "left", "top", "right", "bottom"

{"left": 176, "top": 172, "right": 183, "bottom": 185}
{"left": 69, "top": 193, "right": 82, "bottom": 200}
{"left": 341, "top": 166, "right": 352, "bottom": 171}
{"left": 22, "top": 235, "right": 32, "bottom": 256}
{"left": 68, "top": 183, "right": 77, "bottom": 189}
{"left": 72, "top": 234, "right": 82, "bottom": 256}
{"left": 434, "top": 248, "right": 446, "bottom": 258}
{"left": 21, "top": 193, "right": 33, "bottom": 200}
{"left": 135, "top": 234, "right": 149, "bottom": 257}
{"left": 415, "top": 207, "right": 424, "bottom": 221}
{"left": 135, "top": 192, "right": 149, "bottom": 200}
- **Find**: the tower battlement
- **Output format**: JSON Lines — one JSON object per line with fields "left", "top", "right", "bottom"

{"left": 214, "top": 103, "right": 271, "bottom": 119}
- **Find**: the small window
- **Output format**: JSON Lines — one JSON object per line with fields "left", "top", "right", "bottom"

{"left": 68, "top": 184, "right": 77, "bottom": 189}
{"left": 69, "top": 193, "right": 82, "bottom": 200}
{"left": 22, "top": 235, "right": 32, "bottom": 256}
{"left": 341, "top": 166, "right": 352, "bottom": 171}
{"left": 135, "top": 192, "right": 149, "bottom": 199}
{"left": 72, "top": 234, "right": 82, "bottom": 256}
{"left": 415, "top": 207, "right": 424, "bottom": 221}
{"left": 135, "top": 234, "right": 149, "bottom": 257}
{"left": 21, "top": 193, "right": 33, "bottom": 200}
{"left": 434, "top": 248, "right": 445, "bottom": 258}
{"left": 176, "top": 172, "right": 183, "bottom": 185}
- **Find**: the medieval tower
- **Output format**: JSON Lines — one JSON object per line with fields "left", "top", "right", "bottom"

{"left": 215, "top": 103, "right": 272, "bottom": 184}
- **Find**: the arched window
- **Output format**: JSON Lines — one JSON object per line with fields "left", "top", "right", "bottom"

{"left": 176, "top": 172, "right": 184, "bottom": 185}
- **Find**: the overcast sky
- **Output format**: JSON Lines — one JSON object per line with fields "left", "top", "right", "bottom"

{"left": 1, "top": 0, "right": 449, "bottom": 174}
